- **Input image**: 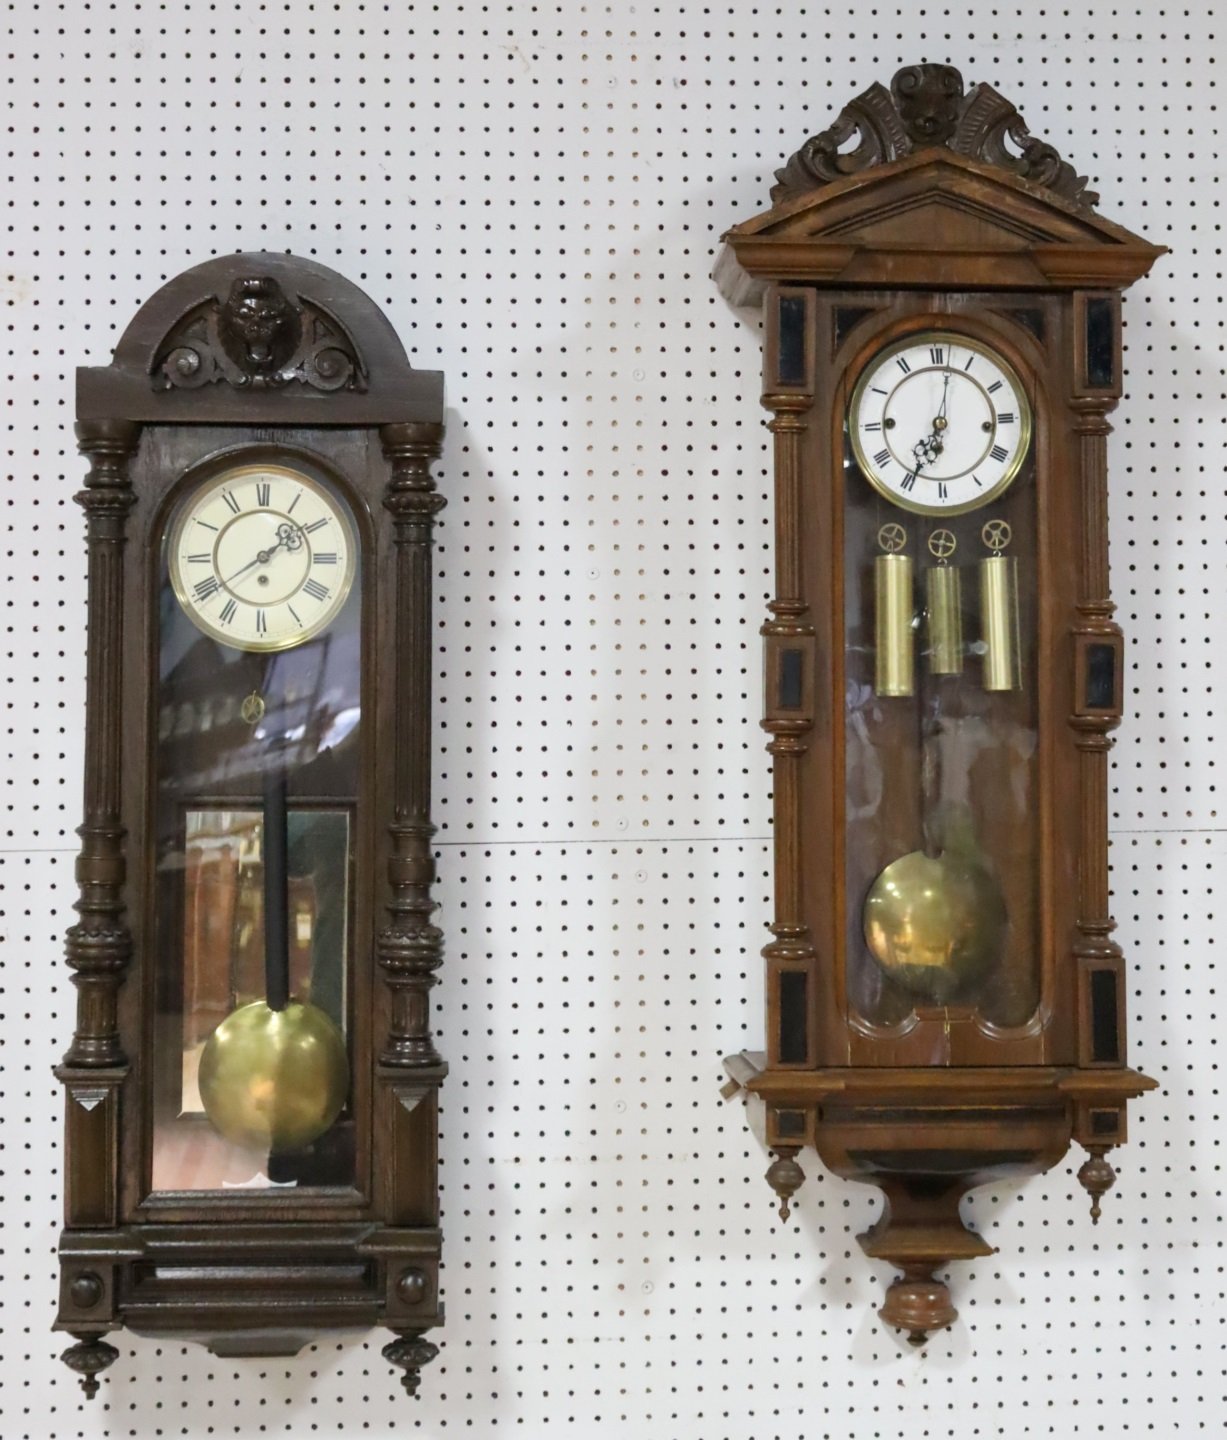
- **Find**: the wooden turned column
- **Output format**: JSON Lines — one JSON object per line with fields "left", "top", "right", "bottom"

{"left": 1069, "top": 395, "right": 1125, "bottom": 1213}
{"left": 760, "top": 391, "right": 818, "bottom": 1220}
{"left": 61, "top": 418, "right": 141, "bottom": 1072}
{"left": 761, "top": 393, "right": 817, "bottom": 983}
{"left": 56, "top": 416, "right": 141, "bottom": 1396}
{"left": 378, "top": 421, "right": 446, "bottom": 1068}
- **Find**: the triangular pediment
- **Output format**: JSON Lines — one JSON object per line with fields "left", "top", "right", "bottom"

{"left": 731, "top": 150, "right": 1140, "bottom": 251}
{"left": 715, "top": 82, "right": 1165, "bottom": 304}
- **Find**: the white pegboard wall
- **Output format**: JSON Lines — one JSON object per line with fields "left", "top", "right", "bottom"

{"left": 2, "top": 4, "right": 1220, "bottom": 1437}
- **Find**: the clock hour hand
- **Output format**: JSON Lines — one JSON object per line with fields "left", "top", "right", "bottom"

{"left": 911, "top": 373, "right": 954, "bottom": 473}
{"left": 911, "top": 431, "right": 942, "bottom": 472}
{"left": 220, "top": 522, "right": 304, "bottom": 588}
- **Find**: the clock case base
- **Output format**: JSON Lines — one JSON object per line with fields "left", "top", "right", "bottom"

{"left": 726, "top": 1055, "right": 1156, "bottom": 1343}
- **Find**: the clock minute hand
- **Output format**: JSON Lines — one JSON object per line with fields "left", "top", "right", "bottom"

{"left": 220, "top": 524, "right": 302, "bottom": 588}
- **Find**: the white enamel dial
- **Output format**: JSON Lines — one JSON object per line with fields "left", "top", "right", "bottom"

{"left": 168, "top": 463, "right": 357, "bottom": 651}
{"left": 848, "top": 332, "right": 1032, "bottom": 516}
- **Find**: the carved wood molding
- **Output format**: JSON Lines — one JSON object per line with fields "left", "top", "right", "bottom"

{"left": 153, "top": 275, "right": 367, "bottom": 393}
{"left": 772, "top": 63, "right": 1098, "bottom": 212}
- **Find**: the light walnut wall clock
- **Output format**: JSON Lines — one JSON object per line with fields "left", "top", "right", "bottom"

{"left": 717, "top": 64, "right": 1164, "bottom": 1343}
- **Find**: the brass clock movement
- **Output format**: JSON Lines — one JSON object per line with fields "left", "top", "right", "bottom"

{"left": 717, "top": 65, "right": 1164, "bottom": 1342}
{"left": 56, "top": 256, "right": 448, "bottom": 1397}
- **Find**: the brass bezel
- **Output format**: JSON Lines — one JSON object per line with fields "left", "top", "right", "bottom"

{"left": 848, "top": 330, "right": 1034, "bottom": 517}
{"left": 167, "top": 462, "right": 358, "bottom": 653}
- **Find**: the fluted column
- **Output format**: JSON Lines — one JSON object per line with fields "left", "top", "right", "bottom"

{"left": 378, "top": 421, "right": 446, "bottom": 1068}
{"left": 62, "top": 418, "right": 141, "bottom": 1070}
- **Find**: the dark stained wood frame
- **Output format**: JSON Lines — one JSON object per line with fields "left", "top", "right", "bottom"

{"left": 718, "top": 67, "right": 1164, "bottom": 1345}
{"left": 56, "top": 254, "right": 447, "bottom": 1399}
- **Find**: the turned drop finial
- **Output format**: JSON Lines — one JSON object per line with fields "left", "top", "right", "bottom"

{"left": 765, "top": 1147, "right": 805, "bottom": 1222}
{"left": 1077, "top": 1146, "right": 1117, "bottom": 1223}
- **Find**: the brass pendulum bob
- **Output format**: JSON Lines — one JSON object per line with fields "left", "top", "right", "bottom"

{"left": 874, "top": 521, "right": 914, "bottom": 697}
{"left": 979, "top": 518, "right": 1022, "bottom": 692}
{"left": 199, "top": 743, "right": 349, "bottom": 1154}
{"left": 925, "top": 528, "right": 962, "bottom": 676}
{"left": 862, "top": 719, "right": 1006, "bottom": 1005}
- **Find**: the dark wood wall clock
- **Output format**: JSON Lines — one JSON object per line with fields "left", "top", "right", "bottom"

{"left": 55, "top": 254, "right": 448, "bottom": 1398}
{"left": 717, "top": 65, "right": 1165, "bottom": 1343}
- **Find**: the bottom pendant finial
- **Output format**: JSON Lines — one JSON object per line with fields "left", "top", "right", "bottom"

{"left": 61, "top": 1333, "right": 120, "bottom": 1400}
{"left": 382, "top": 1332, "right": 440, "bottom": 1397}
{"left": 1077, "top": 1145, "right": 1117, "bottom": 1223}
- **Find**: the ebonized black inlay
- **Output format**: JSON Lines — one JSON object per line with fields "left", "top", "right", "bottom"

{"left": 778, "top": 970, "right": 809, "bottom": 1064}
{"left": 779, "top": 647, "right": 804, "bottom": 710}
{"left": 1086, "top": 641, "right": 1117, "bottom": 710}
{"left": 1090, "top": 969, "right": 1121, "bottom": 1063}
{"left": 1086, "top": 296, "right": 1116, "bottom": 388}
{"left": 777, "top": 295, "right": 808, "bottom": 386}
{"left": 776, "top": 1109, "right": 807, "bottom": 1139}
{"left": 1090, "top": 1108, "right": 1121, "bottom": 1137}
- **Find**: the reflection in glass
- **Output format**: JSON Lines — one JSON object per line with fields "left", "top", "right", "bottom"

{"left": 844, "top": 449, "right": 1041, "bottom": 1034}
{"left": 150, "top": 466, "right": 361, "bottom": 1193}
{"left": 179, "top": 807, "right": 350, "bottom": 1114}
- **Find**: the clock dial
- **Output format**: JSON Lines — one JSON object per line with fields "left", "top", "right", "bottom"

{"left": 168, "top": 464, "right": 356, "bottom": 651}
{"left": 849, "top": 333, "right": 1032, "bottom": 516}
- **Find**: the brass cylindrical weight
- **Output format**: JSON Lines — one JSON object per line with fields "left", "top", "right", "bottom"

{"left": 875, "top": 552, "right": 914, "bottom": 697}
{"left": 979, "top": 553, "right": 1021, "bottom": 691}
{"left": 926, "top": 563, "right": 963, "bottom": 675}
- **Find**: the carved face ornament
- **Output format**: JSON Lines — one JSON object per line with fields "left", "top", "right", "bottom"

{"left": 219, "top": 276, "right": 299, "bottom": 374}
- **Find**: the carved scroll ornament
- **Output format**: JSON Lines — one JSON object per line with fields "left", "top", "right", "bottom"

{"left": 153, "top": 275, "right": 367, "bottom": 393}
{"left": 772, "top": 63, "right": 1098, "bottom": 212}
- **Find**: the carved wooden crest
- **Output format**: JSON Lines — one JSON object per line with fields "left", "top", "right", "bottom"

{"left": 153, "top": 274, "right": 368, "bottom": 393}
{"left": 772, "top": 63, "right": 1097, "bottom": 212}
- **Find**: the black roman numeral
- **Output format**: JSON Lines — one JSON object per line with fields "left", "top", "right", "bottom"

{"left": 219, "top": 598, "right": 237, "bottom": 625}
{"left": 873, "top": 448, "right": 891, "bottom": 467}
{"left": 186, "top": 552, "right": 210, "bottom": 564}
{"left": 990, "top": 444, "right": 1009, "bottom": 463}
{"left": 221, "top": 489, "right": 240, "bottom": 514}
{"left": 987, "top": 380, "right": 1003, "bottom": 394}
{"left": 288, "top": 491, "right": 303, "bottom": 514}
{"left": 937, "top": 482, "right": 948, "bottom": 500}
{"left": 964, "top": 355, "right": 975, "bottom": 370}
{"left": 288, "top": 604, "right": 303, "bottom": 626}
{"left": 997, "top": 411, "right": 1015, "bottom": 425}
{"left": 193, "top": 576, "right": 220, "bottom": 602}
{"left": 256, "top": 609, "right": 267, "bottom": 635}
{"left": 896, "top": 356, "right": 911, "bottom": 373}
{"left": 900, "top": 472, "right": 917, "bottom": 492}
{"left": 313, "top": 552, "right": 339, "bottom": 565}
{"left": 196, "top": 519, "right": 219, "bottom": 532}
{"left": 973, "top": 475, "right": 983, "bottom": 488}
{"left": 862, "top": 421, "right": 882, "bottom": 432}
{"left": 871, "top": 386, "right": 888, "bottom": 396}
{"left": 303, "top": 517, "right": 329, "bottom": 534}
{"left": 929, "top": 346, "right": 944, "bottom": 365}
{"left": 255, "top": 480, "right": 271, "bottom": 507}
{"left": 304, "top": 578, "right": 330, "bottom": 602}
